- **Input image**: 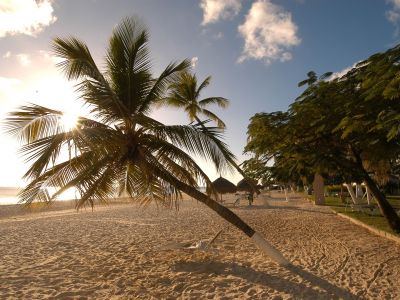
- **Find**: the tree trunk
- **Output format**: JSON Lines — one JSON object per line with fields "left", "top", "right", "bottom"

{"left": 168, "top": 176, "right": 289, "bottom": 265}
{"left": 340, "top": 185, "right": 345, "bottom": 203}
{"left": 363, "top": 175, "right": 400, "bottom": 233}
{"left": 313, "top": 173, "right": 325, "bottom": 205}
{"left": 351, "top": 149, "right": 400, "bottom": 233}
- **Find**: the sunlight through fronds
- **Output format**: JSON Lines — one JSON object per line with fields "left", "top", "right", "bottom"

{"left": 5, "top": 17, "right": 235, "bottom": 209}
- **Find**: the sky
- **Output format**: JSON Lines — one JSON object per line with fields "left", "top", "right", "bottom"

{"left": 0, "top": 0, "right": 399, "bottom": 187}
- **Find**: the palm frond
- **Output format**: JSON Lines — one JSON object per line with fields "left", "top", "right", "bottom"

{"left": 195, "top": 75, "right": 211, "bottom": 98}
{"left": 139, "top": 60, "right": 191, "bottom": 114}
{"left": 53, "top": 37, "right": 104, "bottom": 82}
{"left": 142, "top": 134, "right": 212, "bottom": 186}
{"left": 147, "top": 123, "right": 236, "bottom": 174}
{"left": 106, "top": 17, "right": 152, "bottom": 113}
{"left": 5, "top": 104, "right": 64, "bottom": 143}
{"left": 201, "top": 109, "right": 226, "bottom": 128}
{"left": 199, "top": 97, "right": 229, "bottom": 109}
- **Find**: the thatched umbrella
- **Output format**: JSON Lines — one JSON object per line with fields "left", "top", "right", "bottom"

{"left": 212, "top": 177, "right": 237, "bottom": 203}
{"left": 237, "top": 178, "right": 258, "bottom": 205}
{"left": 237, "top": 178, "right": 257, "bottom": 193}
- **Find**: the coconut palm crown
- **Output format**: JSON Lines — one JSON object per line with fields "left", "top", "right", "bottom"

{"left": 159, "top": 71, "right": 229, "bottom": 128}
{"left": 5, "top": 17, "right": 237, "bottom": 209}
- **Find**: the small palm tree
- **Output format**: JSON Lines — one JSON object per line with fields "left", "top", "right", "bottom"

{"left": 159, "top": 71, "right": 229, "bottom": 128}
{"left": 5, "top": 17, "right": 288, "bottom": 265}
{"left": 161, "top": 71, "right": 251, "bottom": 179}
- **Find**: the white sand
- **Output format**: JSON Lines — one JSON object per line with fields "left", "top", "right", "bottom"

{"left": 1, "top": 192, "right": 399, "bottom": 299}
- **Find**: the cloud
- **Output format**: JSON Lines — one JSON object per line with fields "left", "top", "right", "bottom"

{"left": 38, "top": 50, "right": 63, "bottom": 64}
{"left": 16, "top": 53, "right": 31, "bottom": 66}
{"left": 329, "top": 61, "right": 369, "bottom": 81}
{"left": 3, "top": 51, "right": 11, "bottom": 58}
{"left": 0, "top": 77, "right": 20, "bottom": 90}
{"left": 213, "top": 32, "right": 224, "bottom": 39}
{"left": 200, "top": 0, "right": 241, "bottom": 25}
{"left": 191, "top": 57, "right": 199, "bottom": 68}
{"left": 386, "top": 0, "right": 400, "bottom": 23}
{"left": 0, "top": 77, "right": 21, "bottom": 108}
{"left": 237, "top": 0, "right": 301, "bottom": 64}
{"left": 330, "top": 66, "right": 354, "bottom": 81}
{"left": 0, "top": 0, "right": 57, "bottom": 38}
{"left": 386, "top": 0, "right": 400, "bottom": 35}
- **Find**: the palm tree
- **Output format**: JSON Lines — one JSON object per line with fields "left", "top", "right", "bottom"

{"left": 159, "top": 72, "right": 229, "bottom": 128}
{"left": 160, "top": 71, "right": 251, "bottom": 180}
{"left": 5, "top": 17, "right": 288, "bottom": 265}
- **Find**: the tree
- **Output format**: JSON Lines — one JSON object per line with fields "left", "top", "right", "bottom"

{"left": 160, "top": 70, "right": 251, "bottom": 180}
{"left": 5, "top": 17, "right": 288, "bottom": 265}
{"left": 298, "top": 71, "right": 333, "bottom": 205}
{"left": 244, "top": 49, "right": 400, "bottom": 232}
{"left": 297, "top": 71, "right": 333, "bottom": 87}
{"left": 158, "top": 71, "right": 229, "bottom": 128}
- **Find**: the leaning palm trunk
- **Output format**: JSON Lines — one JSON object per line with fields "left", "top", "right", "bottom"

{"left": 363, "top": 175, "right": 400, "bottom": 232}
{"left": 166, "top": 175, "right": 290, "bottom": 266}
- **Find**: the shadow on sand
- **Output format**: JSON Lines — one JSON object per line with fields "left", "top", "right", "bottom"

{"left": 172, "top": 261, "right": 357, "bottom": 299}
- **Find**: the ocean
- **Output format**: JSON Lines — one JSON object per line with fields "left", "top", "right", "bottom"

{"left": 0, "top": 187, "right": 78, "bottom": 205}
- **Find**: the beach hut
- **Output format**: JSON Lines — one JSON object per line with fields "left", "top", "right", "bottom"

{"left": 212, "top": 177, "right": 237, "bottom": 203}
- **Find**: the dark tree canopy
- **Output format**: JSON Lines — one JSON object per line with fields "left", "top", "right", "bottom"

{"left": 244, "top": 45, "right": 400, "bottom": 232}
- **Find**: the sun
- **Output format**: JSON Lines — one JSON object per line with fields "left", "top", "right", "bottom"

{"left": 60, "top": 112, "right": 78, "bottom": 131}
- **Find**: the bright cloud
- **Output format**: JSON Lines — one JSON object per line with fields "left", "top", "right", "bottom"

{"left": 0, "top": 77, "right": 20, "bottom": 95}
{"left": 2, "top": 51, "right": 11, "bottom": 58}
{"left": 386, "top": 0, "right": 400, "bottom": 33}
{"left": 0, "top": 0, "right": 57, "bottom": 38}
{"left": 191, "top": 56, "right": 199, "bottom": 68}
{"left": 200, "top": 0, "right": 241, "bottom": 25}
{"left": 330, "top": 65, "right": 356, "bottom": 81}
{"left": 0, "top": 77, "right": 22, "bottom": 114}
{"left": 16, "top": 53, "right": 31, "bottom": 66}
{"left": 238, "top": 0, "right": 301, "bottom": 64}
{"left": 330, "top": 61, "right": 366, "bottom": 81}
{"left": 39, "top": 50, "right": 63, "bottom": 64}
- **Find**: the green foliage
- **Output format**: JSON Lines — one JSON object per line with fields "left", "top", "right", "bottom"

{"left": 157, "top": 71, "right": 229, "bottom": 128}
{"left": 244, "top": 46, "right": 400, "bottom": 231}
{"left": 326, "top": 185, "right": 342, "bottom": 193}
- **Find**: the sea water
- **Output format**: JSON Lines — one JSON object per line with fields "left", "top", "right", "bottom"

{"left": 0, "top": 187, "right": 78, "bottom": 205}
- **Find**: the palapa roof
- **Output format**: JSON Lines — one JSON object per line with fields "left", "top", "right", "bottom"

{"left": 212, "top": 177, "right": 237, "bottom": 194}
{"left": 236, "top": 178, "right": 258, "bottom": 193}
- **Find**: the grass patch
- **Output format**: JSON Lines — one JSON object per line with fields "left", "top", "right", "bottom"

{"left": 331, "top": 207, "right": 398, "bottom": 236}
{"left": 387, "top": 196, "right": 400, "bottom": 209}
{"left": 303, "top": 193, "right": 400, "bottom": 236}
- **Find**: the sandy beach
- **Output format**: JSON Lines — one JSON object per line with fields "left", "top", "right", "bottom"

{"left": 1, "top": 192, "right": 399, "bottom": 299}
